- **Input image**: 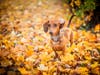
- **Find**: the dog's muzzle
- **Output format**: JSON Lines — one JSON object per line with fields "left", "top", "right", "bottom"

{"left": 51, "top": 35, "right": 60, "bottom": 42}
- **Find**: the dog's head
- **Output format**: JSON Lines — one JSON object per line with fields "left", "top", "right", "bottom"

{"left": 43, "top": 19, "right": 65, "bottom": 42}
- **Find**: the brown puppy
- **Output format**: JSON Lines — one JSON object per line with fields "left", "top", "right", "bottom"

{"left": 43, "top": 19, "right": 73, "bottom": 60}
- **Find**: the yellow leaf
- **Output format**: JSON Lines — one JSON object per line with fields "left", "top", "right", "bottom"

{"left": 18, "top": 67, "right": 28, "bottom": 75}
{"left": 73, "top": 31, "right": 79, "bottom": 41}
{"left": 61, "top": 53, "right": 74, "bottom": 62}
{"left": 17, "top": 55, "right": 24, "bottom": 62}
{"left": 91, "top": 62, "right": 98, "bottom": 68}
{"left": 76, "top": 67, "right": 89, "bottom": 75}
{"left": 1, "top": 60, "right": 12, "bottom": 67}
{"left": 94, "top": 24, "right": 100, "bottom": 32}
{"left": 70, "top": 43, "right": 77, "bottom": 51}
{"left": 95, "top": 43, "right": 100, "bottom": 49}
{"left": 75, "top": 0, "right": 81, "bottom": 6}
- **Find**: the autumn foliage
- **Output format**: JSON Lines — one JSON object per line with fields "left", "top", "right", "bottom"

{"left": 0, "top": 0, "right": 100, "bottom": 75}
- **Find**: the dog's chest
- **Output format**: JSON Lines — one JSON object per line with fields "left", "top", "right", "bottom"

{"left": 51, "top": 41, "right": 65, "bottom": 51}
{"left": 51, "top": 29, "right": 69, "bottom": 51}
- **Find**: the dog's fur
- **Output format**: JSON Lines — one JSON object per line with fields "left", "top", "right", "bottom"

{"left": 43, "top": 19, "right": 73, "bottom": 59}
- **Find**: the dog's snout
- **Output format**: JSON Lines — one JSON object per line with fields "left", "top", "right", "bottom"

{"left": 51, "top": 36, "right": 60, "bottom": 42}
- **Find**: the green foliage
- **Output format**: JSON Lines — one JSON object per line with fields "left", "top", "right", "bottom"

{"left": 76, "top": 0, "right": 95, "bottom": 17}
{"left": 63, "top": 0, "right": 96, "bottom": 17}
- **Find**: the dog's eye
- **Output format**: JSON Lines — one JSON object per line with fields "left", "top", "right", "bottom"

{"left": 54, "top": 24, "right": 57, "bottom": 27}
{"left": 48, "top": 24, "right": 51, "bottom": 27}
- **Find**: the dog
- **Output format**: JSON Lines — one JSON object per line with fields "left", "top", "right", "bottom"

{"left": 43, "top": 19, "right": 73, "bottom": 60}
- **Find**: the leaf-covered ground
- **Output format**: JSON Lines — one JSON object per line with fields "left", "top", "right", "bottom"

{"left": 0, "top": 0, "right": 100, "bottom": 75}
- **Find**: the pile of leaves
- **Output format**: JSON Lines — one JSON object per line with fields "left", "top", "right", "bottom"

{"left": 0, "top": 0, "right": 100, "bottom": 75}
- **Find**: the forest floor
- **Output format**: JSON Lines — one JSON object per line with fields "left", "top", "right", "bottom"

{"left": 0, "top": 0, "right": 100, "bottom": 75}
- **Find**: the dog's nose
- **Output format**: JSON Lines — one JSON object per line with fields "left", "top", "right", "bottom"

{"left": 49, "top": 32, "right": 53, "bottom": 35}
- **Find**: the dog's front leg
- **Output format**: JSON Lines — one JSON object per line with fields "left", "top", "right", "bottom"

{"left": 54, "top": 51, "right": 61, "bottom": 61}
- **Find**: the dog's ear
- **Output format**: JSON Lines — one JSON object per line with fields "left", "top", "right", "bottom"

{"left": 59, "top": 18, "right": 65, "bottom": 28}
{"left": 43, "top": 21, "right": 49, "bottom": 33}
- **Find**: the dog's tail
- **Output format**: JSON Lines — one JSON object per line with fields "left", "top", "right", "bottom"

{"left": 67, "top": 14, "right": 75, "bottom": 27}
